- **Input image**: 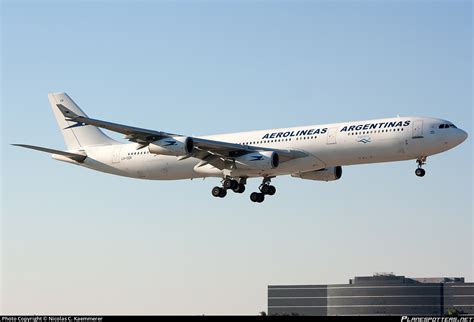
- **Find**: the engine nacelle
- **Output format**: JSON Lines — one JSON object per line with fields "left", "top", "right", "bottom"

{"left": 148, "top": 136, "right": 194, "bottom": 156}
{"left": 234, "top": 151, "right": 279, "bottom": 170}
{"left": 292, "top": 166, "right": 342, "bottom": 181}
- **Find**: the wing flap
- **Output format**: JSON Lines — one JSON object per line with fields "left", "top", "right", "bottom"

{"left": 192, "top": 137, "right": 307, "bottom": 161}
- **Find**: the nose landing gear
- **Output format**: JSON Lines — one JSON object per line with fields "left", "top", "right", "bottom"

{"left": 415, "top": 156, "right": 427, "bottom": 177}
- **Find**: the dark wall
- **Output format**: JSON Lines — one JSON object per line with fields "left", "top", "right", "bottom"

{"left": 268, "top": 283, "right": 474, "bottom": 316}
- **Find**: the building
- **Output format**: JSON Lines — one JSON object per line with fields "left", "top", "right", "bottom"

{"left": 268, "top": 273, "right": 474, "bottom": 316}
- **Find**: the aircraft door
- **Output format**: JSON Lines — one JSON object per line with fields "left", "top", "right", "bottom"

{"left": 412, "top": 120, "right": 424, "bottom": 138}
{"left": 112, "top": 146, "right": 121, "bottom": 163}
{"left": 327, "top": 127, "right": 337, "bottom": 144}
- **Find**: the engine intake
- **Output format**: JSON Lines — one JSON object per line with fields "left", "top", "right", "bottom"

{"left": 148, "top": 136, "right": 194, "bottom": 156}
{"left": 292, "top": 166, "right": 342, "bottom": 181}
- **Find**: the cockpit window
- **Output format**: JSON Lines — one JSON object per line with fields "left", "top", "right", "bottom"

{"left": 439, "top": 123, "right": 456, "bottom": 129}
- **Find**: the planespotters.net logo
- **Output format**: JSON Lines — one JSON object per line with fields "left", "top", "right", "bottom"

{"left": 402, "top": 317, "right": 474, "bottom": 322}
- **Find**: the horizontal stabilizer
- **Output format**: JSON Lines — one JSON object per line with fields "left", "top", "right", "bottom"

{"left": 12, "top": 144, "right": 87, "bottom": 162}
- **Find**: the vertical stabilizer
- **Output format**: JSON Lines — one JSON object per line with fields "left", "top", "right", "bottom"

{"left": 48, "top": 92, "right": 116, "bottom": 150}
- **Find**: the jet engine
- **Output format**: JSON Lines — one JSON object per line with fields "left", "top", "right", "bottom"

{"left": 292, "top": 166, "right": 342, "bottom": 181}
{"left": 234, "top": 151, "right": 279, "bottom": 170}
{"left": 148, "top": 136, "right": 194, "bottom": 156}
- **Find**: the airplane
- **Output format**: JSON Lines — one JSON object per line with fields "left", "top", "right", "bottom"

{"left": 13, "top": 92, "right": 468, "bottom": 203}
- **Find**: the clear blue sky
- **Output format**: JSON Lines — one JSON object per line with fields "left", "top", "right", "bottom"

{"left": 1, "top": 0, "right": 472, "bottom": 315}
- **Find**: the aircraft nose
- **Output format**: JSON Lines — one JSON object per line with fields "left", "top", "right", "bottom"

{"left": 456, "top": 129, "right": 468, "bottom": 144}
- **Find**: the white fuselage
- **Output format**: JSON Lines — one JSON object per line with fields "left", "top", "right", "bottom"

{"left": 59, "top": 116, "right": 467, "bottom": 180}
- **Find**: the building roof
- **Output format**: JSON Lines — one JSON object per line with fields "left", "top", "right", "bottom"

{"left": 349, "top": 274, "right": 465, "bottom": 285}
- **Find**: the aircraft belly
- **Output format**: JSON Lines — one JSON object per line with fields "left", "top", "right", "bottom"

{"left": 146, "top": 156, "right": 201, "bottom": 180}
{"left": 224, "top": 154, "right": 326, "bottom": 178}
{"left": 315, "top": 135, "right": 405, "bottom": 166}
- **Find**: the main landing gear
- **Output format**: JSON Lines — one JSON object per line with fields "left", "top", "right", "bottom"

{"left": 211, "top": 178, "right": 246, "bottom": 198}
{"left": 415, "top": 156, "right": 427, "bottom": 177}
{"left": 211, "top": 177, "right": 276, "bottom": 203}
{"left": 250, "top": 177, "right": 276, "bottom": 203}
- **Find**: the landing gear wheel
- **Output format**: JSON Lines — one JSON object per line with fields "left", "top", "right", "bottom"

{"left": 212, "top": 186, "right": 227, "bottom": 198}
{"left": 219, "top": 188, "right": 227, "bottom": 198}
{"left": 212, "top": 186, "right": 222, "bottom": 197}
{"left": 233, "top": 183, "right": 245, "bottom": 193}
{"left": 223, "top": 179, "right": 238, "bottom": 190}
{"left": 250, "top": 192, "right": 264, "bottom": 203}
{"left": 260, "top": 184, "right": 276, "bottom": 195}
{"left": 267, "top": 185, "right": 276, "bottom": 196}
{"left": 260, "top": 184, "right": 271, "bottom": 194}
{"left": 250, "top": 192, "right": 259, "bottom": 202}
{"left": 415, "top": 168, "right": 425, "bottom": 177}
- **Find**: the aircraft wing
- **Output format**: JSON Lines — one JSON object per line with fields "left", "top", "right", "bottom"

{"left": 190, "top": 137, "right": 307, "bottom": 163}
{"left": 56, "top": 104, "right": 177, "bottom": 143}
{"left": 56, "top": 104, "right": 307, "bottom": 169}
